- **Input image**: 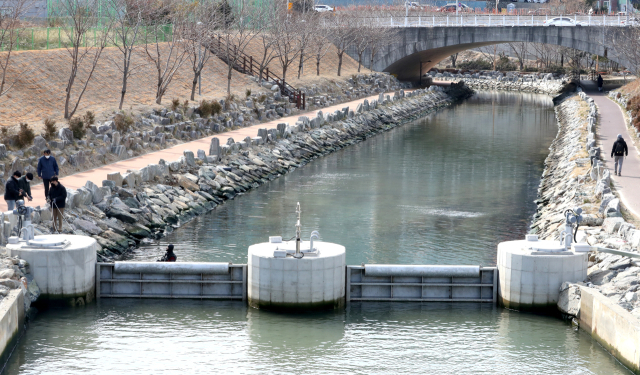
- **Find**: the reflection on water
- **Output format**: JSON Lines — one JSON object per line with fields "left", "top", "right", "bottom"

{"left": 5, "top": 92, "right": 632, "bottom": 374}
{"left": 4, "top": 300, "right": 631, "bottom": 374}
{"left": 135, "top": 91, "right": 558, "bottom": 267}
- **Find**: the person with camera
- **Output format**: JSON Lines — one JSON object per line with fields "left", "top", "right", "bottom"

{"left": 4, "top": 171, "right": 26, "bottom": 210}
{"left": 17, "top": 173, "right": 33, "bottom": 203}
{"left": 48, "top": 177, "right": 67, "bottom": 232}
{"left": 158, "top": 244, "right": 177, "bottom": 262}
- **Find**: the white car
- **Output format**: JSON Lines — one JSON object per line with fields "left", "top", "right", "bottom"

{"left": 314, "top": 4, "right": 334, "bottom": 12}
{"left": 543, "top": 17, "right": 587, "bottom": 26}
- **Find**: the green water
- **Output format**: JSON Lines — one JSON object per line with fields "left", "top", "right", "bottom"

{"left": 4, "top": 92, "right": 632, "bottom": 374}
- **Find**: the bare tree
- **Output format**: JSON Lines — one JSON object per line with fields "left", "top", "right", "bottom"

{"left": 254, "top": 9, "right": 278, "bottom": 82}
{"left": 610, "top": 27, "right": 640, "bottom": 76}
{"left": 143, "top": 5, "right": 189, "bottom": 105}
{"left": 273, "top": 11, "right": 303, "bottom": 89}
{"left": 59, "top": 0, "right": 115, "bottom": 119}
{"left": 216, "top": 0, "right": 266, "bottom": 101}
{"left": 0, "top": 0, "right": 33, "bottom": 99}
{"left": 311, "top": 32, "right": 332, "bottom": 76}
{"left": 508, "top": 42, "right": 527, "bottom": 70}
{"left": 107, "top": 0, "right": 149, "bottom": 110}
{"left": 184, "top": 2, "right": 221, "bottom": 101}
{"left": 329, "top": 13, "right": 355, "bottom": 76}
{"left": 296, "top": 12, "right": 318, "bottom": 79}
{"left": 449, "top": 53, "right": 459, "bottom": 68}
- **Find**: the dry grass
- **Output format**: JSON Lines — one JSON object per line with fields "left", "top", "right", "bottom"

{"left": 618, "top": 78, "right": 640, "bottom": 97}
{"left": 0, "top": 41, "right": 366, "bottom": 133}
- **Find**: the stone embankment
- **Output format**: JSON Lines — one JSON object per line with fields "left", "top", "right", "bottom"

{"left": 530, "top": 91, "right": 640, "bottom": 320}
{"left": 429, "top": 70, "right": 570, "bottom": 96}
{"left": 16, "top": 84, "right": 471, "bottom": 261}
{"left": 0, "top": 73, "right": 407, "bottom": 194}
{"left": 608, "top": 91, "right": 640, "bottom": 143}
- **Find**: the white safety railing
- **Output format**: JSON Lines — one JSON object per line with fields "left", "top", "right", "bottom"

{"left": 355, "top": 15, "right": 631, "bottom": 28}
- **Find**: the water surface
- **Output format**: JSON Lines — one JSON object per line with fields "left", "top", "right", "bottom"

{"left": 5, "top": 92, "right": 631, "bottom": 374}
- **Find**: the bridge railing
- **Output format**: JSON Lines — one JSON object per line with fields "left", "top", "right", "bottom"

{"left": 340, "top": 14, "right": 631, "bottom": 28}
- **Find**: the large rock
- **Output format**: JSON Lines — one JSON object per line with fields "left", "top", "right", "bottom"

{"left": 33, "top": 136, "right": 47, "bottom": 151}
{"left": 73, "top": 218, "right": 102, "bottom": 235}
{"left": 209, "top": 137, "right": 220, "bottom": 157}
{"left": 122, "top": 172, "right": 137, "bottom": 188}
{"left": 107, "top": 172, "right": 124, "bottom": 187}
{"left": 599, "top": 194, "right": 616, "bottom": 213}
{"left": 603, "top": 217, "right": 625, "bottom": 234}
{"left": 105, "top": 207, "right": 137, "bottom": 224}
{"left": 73, "top": 187, "right": 93, "bottom": 207}
{"left": 177, "top": 175, "right": 199, "bottom": 191}
{"left": 123, "top": 222, "right": 151, "bottom": 239}
{"left": 85, "top": 180, "right": 104, "bottom": 204}
{"left": 589, "top": 269, "right": 616, "bottom": 285}
{"left": 183, "top": 150, "right": 196, "bottom": 167}
{"left": 557, "top": 282, "right": 581, "bottom": 316}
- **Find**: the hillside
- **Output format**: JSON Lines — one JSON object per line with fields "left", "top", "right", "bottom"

{"left": 0, "top": 40, "right": 367, "bottom": 132}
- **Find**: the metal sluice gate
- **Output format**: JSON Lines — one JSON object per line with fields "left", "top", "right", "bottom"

{"left": 96, "top": 262, "right": 497, "bottom": 303}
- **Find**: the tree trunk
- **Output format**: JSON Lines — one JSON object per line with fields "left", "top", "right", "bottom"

{"left": 316, "top": 58, "right": 320, "bottom": 76}
{"left": 191, "top": 72, "right": 199, "bottom": 101}
{"left": 357, "top": 52, "right": 362, "bottom": 72}
{"left": 337, "top": 52, "right": 343, "bottom": 76}
{"left": 297, "top": 50, "right": 304, "bottom": 79}
{"left": 119, "top": 75, "right": 127, "bottom": 110}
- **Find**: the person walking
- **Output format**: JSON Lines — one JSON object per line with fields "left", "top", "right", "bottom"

{"left": 17, "top": 172, "right": 33, "bottom": 203}
{"left": 48, "top": 177, "right": 67, "bottom": 232}
{"left": 37, "top": 149, "right": 59, "bottom": 200}
{"left": 4, "top": 171, "right": 25, "bottom": 210}
{"left": 611, "top": 134, "right": 628, "bottom": 176}
{"left": 597, "top": 74, "right": 604, "bottom": 92}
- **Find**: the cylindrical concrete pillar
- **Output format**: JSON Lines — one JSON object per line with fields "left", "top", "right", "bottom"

{"left": 497, "top": 236, "right": 588, "bottom": 311}
{"left": 248, "top": 240, "right": 345, "bottom": 311}
{"left": 7, "top": 234, "right": 98, "bottom": 306}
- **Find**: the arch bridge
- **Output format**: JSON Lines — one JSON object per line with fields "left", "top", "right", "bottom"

{"left": 348, "top": 26, "right": 627, "bottom": 82}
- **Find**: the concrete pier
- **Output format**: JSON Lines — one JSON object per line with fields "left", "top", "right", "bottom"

{"left": 6, "top": 235, "right": 99, "bottom": 306}
{"left": 497, "top": 236, "right": 588, "bottom": 310}
{"left": 247, "top": 239, "right": 346, "bottom": 311}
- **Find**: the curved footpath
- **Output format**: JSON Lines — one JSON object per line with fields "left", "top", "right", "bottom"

{"left": 585, "top": 84, "right": 640, "bottom": 220}
{"left": 0, "top": 93, "right": 391, "bottom": 212}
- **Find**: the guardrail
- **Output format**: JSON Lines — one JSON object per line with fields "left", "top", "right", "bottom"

{"left": 331, "top": 14, "right": 632, "bottom": 27}
{"left": 346, "top": 264, "right": 497, "bottom": 303}
{"left": 96, "top": 262, "right": 247, "bottom": 300}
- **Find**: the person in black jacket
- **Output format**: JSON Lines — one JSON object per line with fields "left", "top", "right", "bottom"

{"left": 611, "top": 134, "right": 629, "bottom": 176}
{"left": 597, "top": 74, "right": 604, "bottom": 92}
{"left": 4, "top": 171, "right": 25, "bottom": 210}
{"left": 158, "top": 244, "right": 177, "bottom": 262}
{"left": 17, "top": 173, "right": 33, "bottom": 202}
{"left": 48, "top": 177, "right": 67, "bottom": 232}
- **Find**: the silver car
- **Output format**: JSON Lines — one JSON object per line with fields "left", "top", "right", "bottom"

{"left": 543, "top": 17, "right": 587, "bottom": 26}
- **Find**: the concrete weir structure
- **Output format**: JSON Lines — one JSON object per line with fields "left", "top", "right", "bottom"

{"left": 247, "top": 239, "right": 346, "bottom": 311}
{"left": 497, "top": 235, "right": 588, "bottom": 310}
{"left": 6, "top": 235, "right": 98, "bottom": 306}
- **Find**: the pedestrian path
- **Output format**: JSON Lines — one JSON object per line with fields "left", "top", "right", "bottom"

{"left": 584, "top": 83, "right": 640, "bottom": 220}
{"left": 1, "top": 93, "right": 384, "bottom": 211}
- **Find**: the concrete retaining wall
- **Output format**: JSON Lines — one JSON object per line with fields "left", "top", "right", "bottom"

{"left": 578, "top": 286, "right": 640, "bottom": 374}
{"left": 0, "top": 290, "right": 25, "bottom": 369}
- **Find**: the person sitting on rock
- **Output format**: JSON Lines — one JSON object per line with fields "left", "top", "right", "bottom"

{"left": 48, "top": 177, "right": 67, "bottom": 232}
{"left": 158, "top": 244, "right": 177, "bottom": 262}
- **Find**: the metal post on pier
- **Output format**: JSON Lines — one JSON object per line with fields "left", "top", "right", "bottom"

{"left": 447, "top": 15, "right": 449, "bottom": 26}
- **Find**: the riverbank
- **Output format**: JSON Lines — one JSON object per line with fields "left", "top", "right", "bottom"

{"left": 428, "top": 70, "right": 571, "bottom": 96}
{"left": 531, "top": 90, "right": 640, "bottom": 373}
{"left": 11, "top": 83, "right": 472, "bottom": 260}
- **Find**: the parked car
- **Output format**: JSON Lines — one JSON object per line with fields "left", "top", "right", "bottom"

{"left": 437, "top": 3, "right": 471, "bottom": 12}
{"left": 406, "top": 1, "right": 421, "bottom": 8}
{"left": 314, "top": 4, "right": 334, "bottom": 12}
{"left": 543, "top": 17, "right": 587, "bottom": 26}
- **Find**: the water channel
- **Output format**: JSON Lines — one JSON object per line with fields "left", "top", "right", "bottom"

{"left": 5, "top": 92, "right": 632, "bottom": 374}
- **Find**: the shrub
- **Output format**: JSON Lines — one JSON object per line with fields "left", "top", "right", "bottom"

{"left": 0, "top": 128, "right": 9, "bottom": 145}
{"left": 258, "top": 94, "right": 267, "bottom": 103}
{"left": 458, "top": 58, "right": 492, "bottom": 71}
{"left": 16, "top": 123, "right": 35, "bottom": 148}
{"left": 211, "top": 101, "right": 222, "bottom": 116}
{"left": 245, "top": 89, "right": 251, "bottom": 98}
{"left": 495, "top": 55, "right": 517, "bottom": 72}
{"left": 627, "top": 95, "right": 640, "bottom": 132}
{"left": 43, "top": 118, "right": 57, "bottom": 141}
{"left": 83, "top": 111, "right": 96, "bottom": 126}
{"left": 114, "top": 113, "right": 134, "bottom": 133}
{"left": 198, "top": 100, "right": 213, "bottom": 117}
{"left": 170, "top": 98, "right": 180, "bottom": 111}
{"left": 68, "top": 117, "right": 85, "bottom": 139}
{"left": 182, "top": 100, "right": 189, "bottom": 114}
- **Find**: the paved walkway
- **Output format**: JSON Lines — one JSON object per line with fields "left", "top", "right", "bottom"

{"left": 582, "top": 82, "right": 640, "bottom": 220}
{"left": 3, "top": 93, "right": 385, "bottom": 211}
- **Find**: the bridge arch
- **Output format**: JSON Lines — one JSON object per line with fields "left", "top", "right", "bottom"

{"left": 349, "top": 26, "right": 624, "bottom": 81}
